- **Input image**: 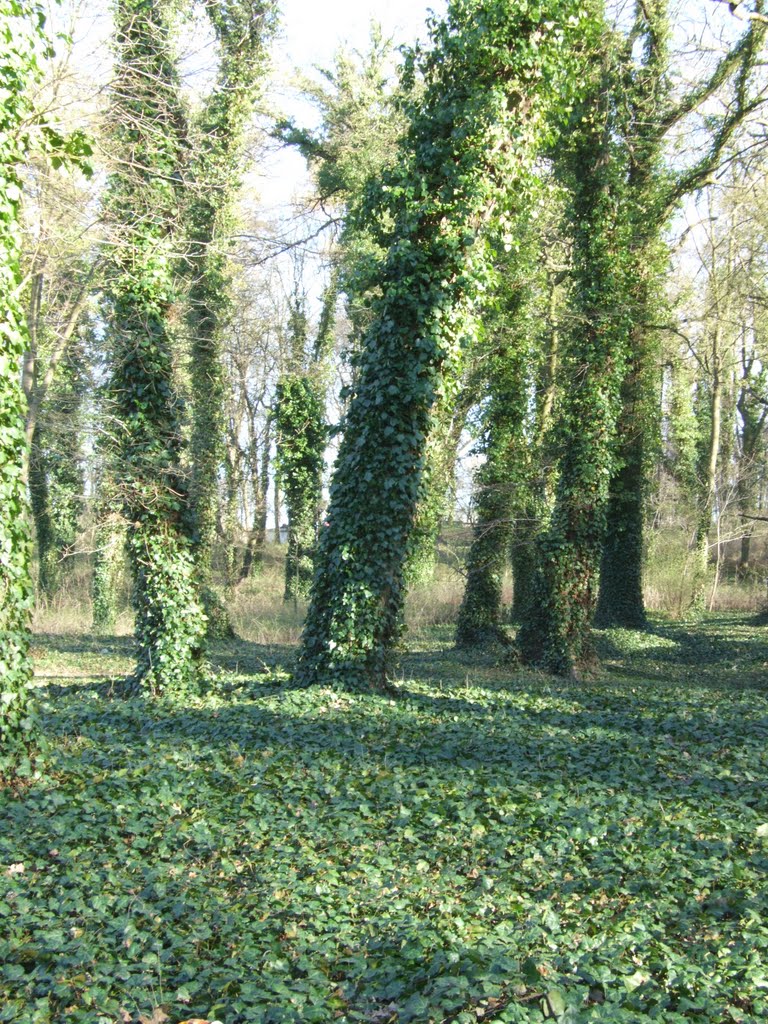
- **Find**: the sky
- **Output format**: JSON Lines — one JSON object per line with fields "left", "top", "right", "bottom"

{"left": 255, "top": 0, "right": 445, "bottom": 216}
{"left": 276, "top": 0, "right": 443, "bottom": 70}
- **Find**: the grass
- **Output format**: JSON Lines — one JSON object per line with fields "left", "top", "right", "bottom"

{"left": 1, "top": 603, "right": 767, "bottom": 1024}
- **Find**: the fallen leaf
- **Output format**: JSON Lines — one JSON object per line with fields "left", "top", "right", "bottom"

{"left": 139, "top": 1010, "right": 169, "bottom": 1024}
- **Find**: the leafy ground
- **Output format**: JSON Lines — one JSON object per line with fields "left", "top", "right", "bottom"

{"left": 2, "top": 616, "right": 767, "bottom": 1024}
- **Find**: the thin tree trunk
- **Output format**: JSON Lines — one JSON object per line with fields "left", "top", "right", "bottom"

{"left": 690, "top": 325, "right": 724, "bottom": 613}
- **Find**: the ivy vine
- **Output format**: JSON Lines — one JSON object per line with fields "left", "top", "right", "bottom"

{"left": 1, "top": 0, "right": 52, "bottom": 767}
{"left": 103, "top": 0, "right": 207, "bottom": 697}
{"left": 295, "top": 0, "right": 596, "bottom": 691}
{"left": 186, "top": 0, "right": 276, "bottom": 637}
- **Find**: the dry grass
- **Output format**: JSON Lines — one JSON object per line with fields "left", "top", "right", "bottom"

{"left": 227, "top": 551, "right": 306, "bottom": 645}
{"left": 645, "top": 528, "right": 766, "bottom": 617}
{"left": 29, "top": 532, "right": 765, "bottom": 647}
{"left": 31, "top": 554, "right": 134, "bottom": 636}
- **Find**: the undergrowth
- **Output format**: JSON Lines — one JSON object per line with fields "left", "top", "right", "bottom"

{"left": 1, "top": 616, "right": 767, "bottom": 1023}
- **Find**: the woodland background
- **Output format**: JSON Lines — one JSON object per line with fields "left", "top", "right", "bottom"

{"left": 1, "top": 0, "right": 768, "bottom": 1021}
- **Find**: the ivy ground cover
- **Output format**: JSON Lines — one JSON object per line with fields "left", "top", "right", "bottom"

{"left": 2, "top": 617, "right": 767, "bottom": 1023}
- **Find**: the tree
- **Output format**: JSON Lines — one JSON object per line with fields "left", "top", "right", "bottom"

{"left": 27, "top": 340, "right": 88, "bottom": 596}
{"left": 595, "top": 0, "right": 767, "bottom": 628}
{"left": 518, "top": 31, "right": 635, "bottom": 674}
{"left": 185, "top": 0, "right": 275, "bottom": 636}
{"left": 295, "top": 0, "right": 597, "bottom": 691}
{"left": 455, "top": 193, "right": 567, "bottom": 645}
{"left": 274, "top": 280, "right": 334, "bottom": 602}
{"left": 455, "top": 240, "right": 539, "bottom": 647}
{"left": 0, "top": 0, "right": 49, "bottom": 764}
{"left": 102, "top": 0, "right": 206, "bottom": 696}
{"left": 0, "top": 0, "right": 89, "bottom": 763}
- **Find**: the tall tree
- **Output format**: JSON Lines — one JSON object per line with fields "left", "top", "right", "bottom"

{"left": 295, "top": 0, "right": 597, "bottom": 691}
{"left": 186, "top": 0, "right": 275, "bottom": 636}
{"left": 103, "top": 0, "right": 206, "bottom": 696}
{"left": 27, "top": 341, "right": 88, "bottom": 596}
{"left": 455, "top": 196, "right": 567, "bottom": 645}
{"left": 595, "top": 0, "right": 767, "bottom": 628}
{"left": 455, "top": 242, "right": 539, "bottom": 647}
{"left": 0, "top": 0, "right": 49, "bottom": 763}
{"left": 274, "top": 282, "right": 333, "bottom": 602}
{"left": 518, "top": 32, "right": 635, "bottom": 674}
{"left": 0, "top": 0, "right": 89, "bottom": 762}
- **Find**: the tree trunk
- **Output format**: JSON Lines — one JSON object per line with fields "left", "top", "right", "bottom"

{"left": 295, "top": 3, "right": 573, "bottom": 690}
{"left": 594, "top": 344, "right": 652, "bottom": 630}
{"left": 406, "top": 394, "right": 466, "bottom": 586}
{"left": 518, "top": 69, "right": 631, "bottom": 675}
{"left": 104, "top": 0, "right": 207, "bottom": 696}
{"left": 690, "top": 324, "right": 724, "bottom": 613}
{"left": 92, "top": 507, "right": 125, "bottom": 633}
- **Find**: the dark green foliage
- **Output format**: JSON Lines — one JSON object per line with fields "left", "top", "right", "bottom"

{"left": 518, "top": 49, "right": 633, "bottom": 675}
{"left": 0, "top": 0, "right": 51, "bottom": 766}
{"left": 103, "top": 0, "right": 206, "bottom": 696}
{"left": 297, "top": 0, "right": 595, "bottom": 691}
{"left": 7, "top": 617, "right": 768, "bottom": 1021}
{"left": 274, "top": 373, "right": 326, "bottom": 601}
{"left": 456, "top": 275, "right": 535, "bottom": 648}
{"left": 186, "top": 0, "right": 276, "bottom": 638}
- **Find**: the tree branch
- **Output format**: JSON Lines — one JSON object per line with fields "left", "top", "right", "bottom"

{"left": 711, "top": 0, "right": 768, "bottom": 25}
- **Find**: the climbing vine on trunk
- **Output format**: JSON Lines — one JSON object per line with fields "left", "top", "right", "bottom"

{"left": 455, "top": 254, "right": 538, "bottom": 648}
{"left": 518, "top": 49, "right": 634, "bottom": 675}
{"left": 103, "top": 0, "right": 206, "bottom": 697}
{"left": 0, "top": 0, "right": 47, "bottom": 765}
{"left": 295, "top": 0, "right": 597, "bottom": 691}
{"left": 274, "top": 373, "right": 326, "bottom": 601}
{"left": 186, "top": 0, "right": 275, "bottom": 637}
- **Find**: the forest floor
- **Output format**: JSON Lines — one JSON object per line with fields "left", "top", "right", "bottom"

{"left": 2, "top": 614, "right": 768, "bottom": 1024}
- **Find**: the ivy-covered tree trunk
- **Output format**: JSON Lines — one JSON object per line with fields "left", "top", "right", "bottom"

{"left": 456, "top": 283, "right": 533, "bottom": 648}
{"left": 518, "top": 65, "right": 632, "bottom": 675}
{"left": 511, "top": 273, "right": 562, "bottom": 622}
{"left": 92, "top": 501, "right": 125, "bottom": 633}
{"left": 186, "top": 0, "right": 274, "bottom": 637}
{"left": 594, "top": 341, "right": 655, "bottom": 629}
{"left": 103, "top": 0, "right": 206, "bottom": 696}
{"left": 296, "top": 0, "right": 592, "bottom": 691}
{"left": 0, "top": 0, "right": 51, "bottom": 766}
{"left": 591, "top": 3, "right": 669, "bottom": 632}
{"left": 510, "top": 515, "right": 539, "bottom": 621}
{"left": 405, "top": 395, "right": 466, "bottom": 586}
{"left": 456, "top": 477, "right": 515, "bottom": 648}
{"left": 187, "top": 238, "right": 232, "bottom": 633}
{"left": 275, "top": 374, "right": 325, "bottom": 602}
{"left": 27, "top": 426, "right": 54, "bottom": 595}
{"left": 594, "top": 0, "right": 764, "bottom": 629}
